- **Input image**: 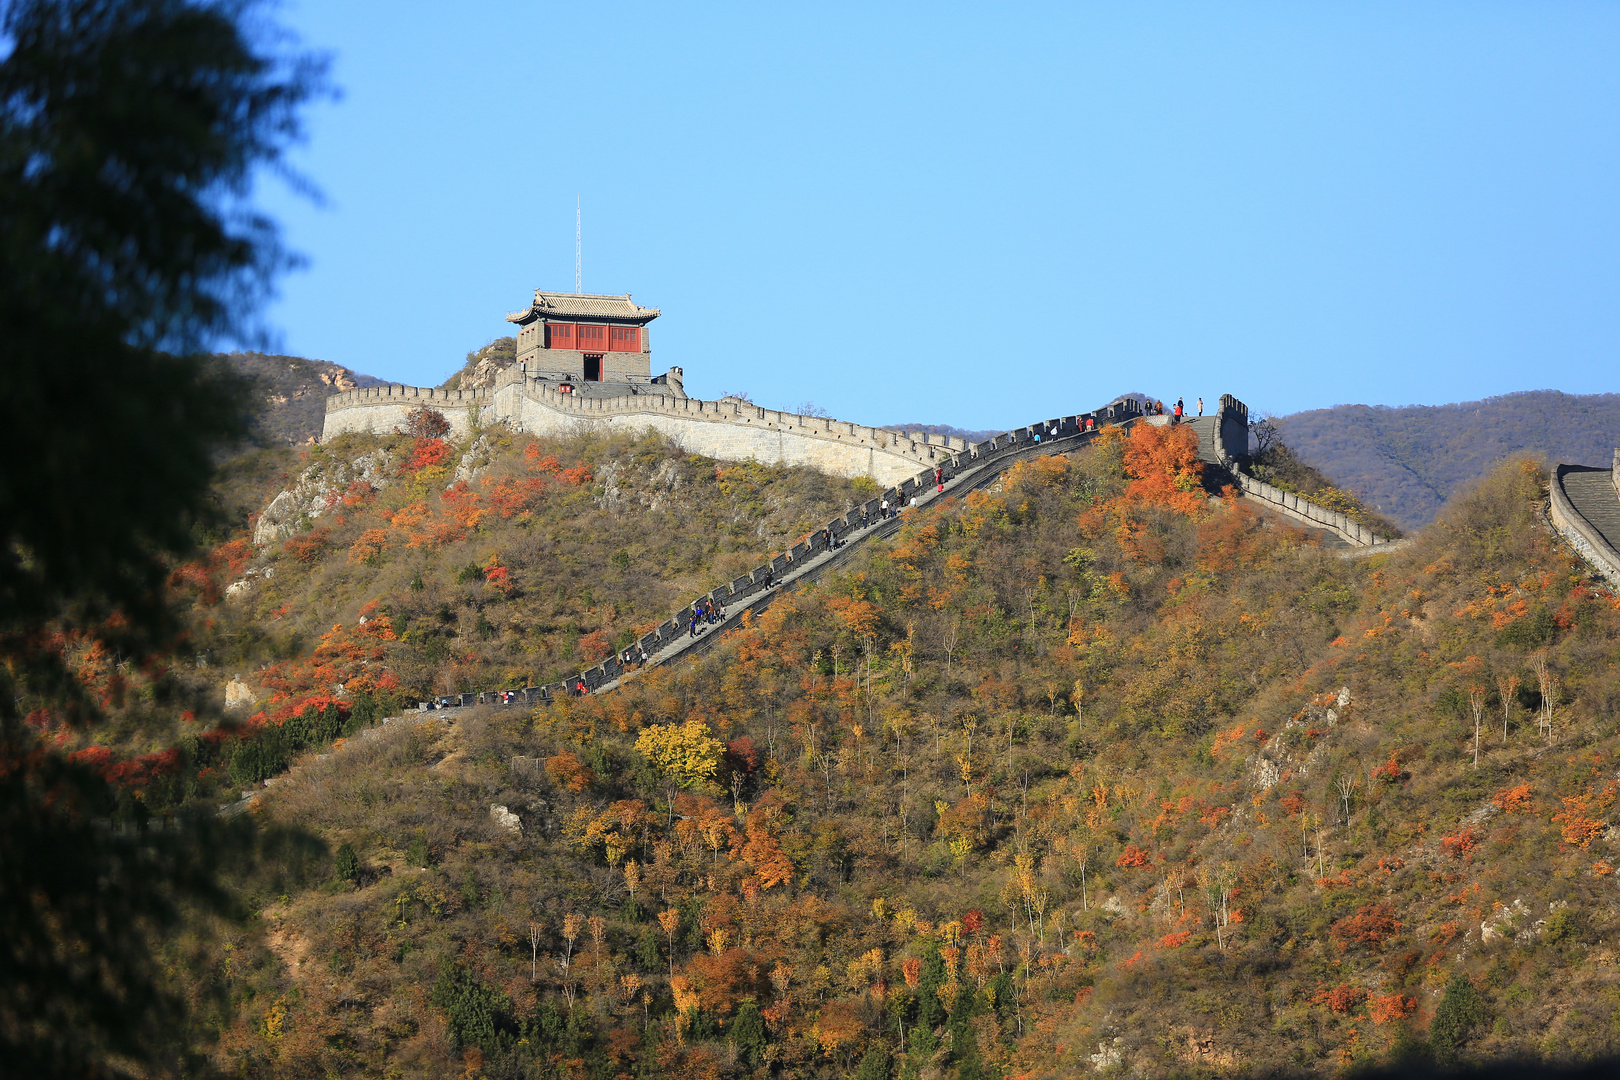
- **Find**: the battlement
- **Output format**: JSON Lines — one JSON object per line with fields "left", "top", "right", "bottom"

{"left": 323, "top": 365, "right": 978, "bottom": 482}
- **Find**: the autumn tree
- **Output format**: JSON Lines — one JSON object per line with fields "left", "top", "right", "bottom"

{"left": 635, "top": 719, "right": 724, "bottom": 789}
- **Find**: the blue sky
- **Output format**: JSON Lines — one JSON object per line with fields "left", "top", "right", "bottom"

{"left": 254, "top": 1, "right": 1620, "bottom": 430}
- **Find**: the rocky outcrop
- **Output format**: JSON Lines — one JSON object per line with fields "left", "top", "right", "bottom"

{"left": 253, "top": 449, "right": 395, "bottom": 547}
{"left": 225, "top": 675, "right": 258, "bottom": 713}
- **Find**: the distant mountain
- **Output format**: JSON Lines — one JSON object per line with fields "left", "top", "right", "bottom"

{"left": 223, "top": 352, "right": 386, "bottom": 445}
{"left": 1276, "top": 390, "right": 1620, "bottom": 529}
{"left": 882, "top": 422, "right": 999, "bottom": 443}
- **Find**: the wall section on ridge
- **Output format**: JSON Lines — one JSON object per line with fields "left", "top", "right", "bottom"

{"left": 323, "top": 370, "right": 965, "bottom": 484}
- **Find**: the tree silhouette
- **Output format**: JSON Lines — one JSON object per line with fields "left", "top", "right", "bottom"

{"left": 0, "top": 1, "right": 323, "bottom": 1075}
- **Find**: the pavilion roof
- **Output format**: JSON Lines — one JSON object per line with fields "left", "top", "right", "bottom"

{"left": 505, "top": 291, "right": 661, "bottom": 325}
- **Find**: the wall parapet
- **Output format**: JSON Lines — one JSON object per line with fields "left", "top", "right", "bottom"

{"left": 1551, "top": 464, "right": 1620, "bottom": 591}
{"left": 1232, "top": 472, "right": 1397, "bottom": 548}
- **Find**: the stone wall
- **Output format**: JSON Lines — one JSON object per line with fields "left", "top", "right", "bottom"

{"left": 1550, "top": 464, "right": 1620, "bottom": 591}
{"left": 325, "top": 366, "right": 984, "bottom": 485}
{"left": 1233, "top": 473, "right": 1398, "bottom": 548}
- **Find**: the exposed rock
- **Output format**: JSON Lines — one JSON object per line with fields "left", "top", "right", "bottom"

{"left": 225, "top": 676, "right": 258, "bottom": 713}
{"left": 254, "top": 449, "right": 395, "bottom": 546}
{"left": 225, "top": 565, "right": 274, "bottom": 601}
{"left": 1099, "top": 895, "right": 1127, "bottom": 918}
{"left": 1089, "top": 1037, "right": 1123, "bottom": 1070}
{"left": 452, "top": 434, "right": 495, "bottom": 487}
{"left": 489, "top": 804, "right": 523, "bottom": 835}
{"left": 1480, "top": 898, "right": 1532, "bottom": 943}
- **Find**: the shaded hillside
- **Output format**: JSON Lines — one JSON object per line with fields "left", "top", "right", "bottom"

{"left": 225, "top": 352, "right": 386, "bottom": 445}
{"left": 1277, "top": 391, "right": 1620, "bottom": 530}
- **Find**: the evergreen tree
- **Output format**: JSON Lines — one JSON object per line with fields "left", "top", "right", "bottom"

{"left": 1430, "top": 973, "right": 1487, "bottom": 1064}
{"left": 855, "top": 1041, "right": 894, "bottom": 1080}
{"left": 731, "top": 999, "right": 768, "bottom": 1066}
{"left": 0, "top": 4, "right": 322, "bottom": 1072}
{"left": 334, "top": 842, "right": 359, "bottom": 885}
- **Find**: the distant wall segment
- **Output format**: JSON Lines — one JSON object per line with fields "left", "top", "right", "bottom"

{"left": 324, "top": 367, "right": 977, "bottom": 485}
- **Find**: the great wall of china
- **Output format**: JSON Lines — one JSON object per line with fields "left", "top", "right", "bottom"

{"left": 1551, "top": 451, "right": 1620, "bottom": 591}
{"left": 313, "top": 383, "right": 1412, "bottom": 711}
{"left": 323, "top": 365, "right": 975, "bottom": 487}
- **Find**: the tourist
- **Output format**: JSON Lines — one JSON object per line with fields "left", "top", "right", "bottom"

{"left": 1197, "top": 397, "right": 1204, "bottom": 416}
{"left": 880, "top": 497, "right": 890, "bottom": 520}
{"left": 1174, "top": 398, "right": 1183, "bottom": 419}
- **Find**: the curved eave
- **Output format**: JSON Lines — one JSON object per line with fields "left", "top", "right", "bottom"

{"left": 506, "top": 307, "right": 661, "bottom": 326}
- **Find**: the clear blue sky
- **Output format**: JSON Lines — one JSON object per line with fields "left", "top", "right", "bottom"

{"left": 254, "top": 1, "right": 1620, "bottom": 430}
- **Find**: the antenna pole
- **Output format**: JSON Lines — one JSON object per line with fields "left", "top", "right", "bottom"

{"left": 575, "top": 198, "right": 581, "bottom": 294}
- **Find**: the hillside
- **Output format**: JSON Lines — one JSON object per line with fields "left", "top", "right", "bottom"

{"left": 49, "top": 415, "right": 1620, "bottom": 1079}
{"left": 1276, "top": 391, "right": 1620, "bottom": 530}
{"left": 225, "top": 352, "right": 387, "bottom": 446}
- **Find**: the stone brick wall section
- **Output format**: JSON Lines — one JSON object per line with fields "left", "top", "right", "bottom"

{"left": 1231, "top": 473, "right": 1398, "bottom": 548}
{"left": 1550, "top": 463, "right": 1620, "bottom": 591}
{"left": 324, "top": 368, "right": 1098, "bottom": 486}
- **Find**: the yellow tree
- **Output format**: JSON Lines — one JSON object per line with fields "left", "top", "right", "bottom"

{"left": 635, "top": 719, "right": 724, "bottom": 789}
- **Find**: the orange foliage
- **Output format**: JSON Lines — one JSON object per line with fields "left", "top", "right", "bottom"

{"left": 546, "top": 752, "right": 595, "bottom": 793}
{"left": 579, "top": 630, "right": 611, "bottom": 664}
{"left": 1122, "top": 422, "right": 1205, "bottom": 516}
{"left": 1440, "top": 829, "right": 1479, "bottom": 859}
{"left": 1368, "top": 993, "right": 1418, "bottom": 1024}
{"left": 283, "top": 528, "right": 331, "bottom": 565}
{"left": 1493, "top": 782, "right": 1534, "bottom": 813}
{"left": 736, "top": 796, "right": 795, "bottom": 889}
{"left": 1313, "top": 985, "right": 1369, "bottom": 1014}
{"left": 1196, "top": 502, "right": 1267, "bottom": 573}
{"left": 1330, "top": 903, "right": 1402, "bottom": 950}
{"left": 349, "top": 528, "right": 390, "bottom": 564}
{"left": 1115, "top": 844, "right": 1151, "bottom": 868}
{"left": 1159, "top": 931, "right": 1191, "bottom": 948}
{"left": 1553, "top": 783, "right": 1616, "bottom": 848}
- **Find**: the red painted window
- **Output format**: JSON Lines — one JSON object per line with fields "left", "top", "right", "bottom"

{"left": 576, "top": 324, "right": 606, "bottom": 351}
{"left": 546, "top": 323, "right": 575, "bottom": 349}
{"left": 609, "top": 325, "right": 641, "bottom": 352}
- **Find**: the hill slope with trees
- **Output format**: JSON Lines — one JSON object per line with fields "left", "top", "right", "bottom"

{"left": 49, "top": 414, "right": 1620, "bottom": 1079}
{"left": 1276, "top": 391, "right": 1620, "bottom": 530}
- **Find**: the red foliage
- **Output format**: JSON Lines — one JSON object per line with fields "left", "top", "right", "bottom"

{"left": 724, "top": 736, "right": 761, "bottom": 775}
{"left": 962, "top": 908, "right": 985, "bottom": 933}
{"left": 1371, "top": 753, "right": 1405, "bottom": 784}
{"left": 1314, "top": 984, "right": 1369, "bottom": 1014}
{"left": 1159, "top": 931, "right": 1191, "bottom": 949}
{"left": 1115, "top": 844, "right": 1151, "bottom": 868}
{"left": 1330, "top": 902, "right": 1403, "bottom": 950}
{"left": 1279, "top": 791, "right": 1306, "bottom": 815}
{"left": 403, "top": 436, "right": 451, "bottom": 474}
{"left": 1440, "top": 829, "right": 1480, "bottom": 859}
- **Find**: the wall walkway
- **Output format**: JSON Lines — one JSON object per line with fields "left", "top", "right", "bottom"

{"left": 1551, "top": 458, "right": 1620, "bottom": 591}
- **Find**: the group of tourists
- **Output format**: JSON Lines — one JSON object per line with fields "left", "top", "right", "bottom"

{"left": 1141, "top": 396, "right": 1204, "bottom": 420}
{"left": 619, "top": 644, "right": 651, "bottom": 669}
{"left": 688, "top": 596, "right": 726, "bottom": 638}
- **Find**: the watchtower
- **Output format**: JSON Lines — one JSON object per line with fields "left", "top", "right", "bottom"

{"left": 506, "top": 291, "right": 660, "bottom": 383}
